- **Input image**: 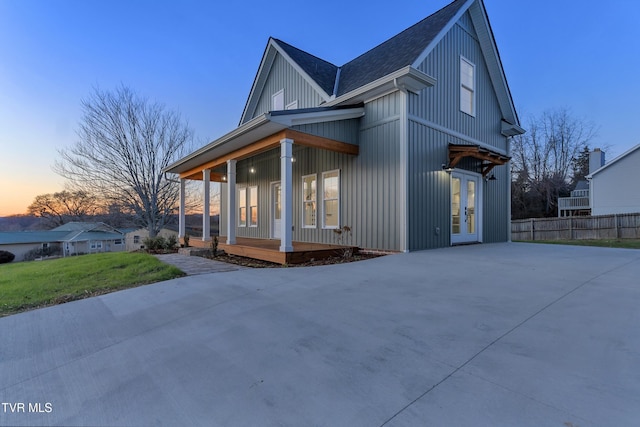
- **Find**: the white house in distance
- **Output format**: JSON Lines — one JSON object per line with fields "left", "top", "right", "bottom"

{"left": 588, "top": 144, "right": 640, "bottom": 216}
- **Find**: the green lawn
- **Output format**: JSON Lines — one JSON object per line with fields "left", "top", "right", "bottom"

{"left": 522, "top": 239, "right": 640, "bottom": 249}
{"left": 0, "top": 252, "right": 185, "bottom": 317}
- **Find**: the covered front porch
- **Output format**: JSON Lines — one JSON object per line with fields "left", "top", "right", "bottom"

{"left": 165, "top": 106, "right": 364, "bottom": 264}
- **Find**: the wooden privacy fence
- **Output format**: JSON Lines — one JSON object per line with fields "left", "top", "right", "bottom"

{"left": 512, "top": 213, "right": 640, "bottom": 241}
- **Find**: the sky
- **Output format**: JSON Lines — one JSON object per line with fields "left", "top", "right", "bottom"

{"left": 1, "top": 0, "right": 639, "bottom": 216}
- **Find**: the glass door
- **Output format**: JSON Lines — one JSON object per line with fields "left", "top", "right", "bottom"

{"left": 451, "top": 172, "right": 479, "bottom": 244}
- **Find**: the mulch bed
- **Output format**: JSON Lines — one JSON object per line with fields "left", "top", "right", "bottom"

{"left": 207, "top": 252, "right": 384, "bottom": 268}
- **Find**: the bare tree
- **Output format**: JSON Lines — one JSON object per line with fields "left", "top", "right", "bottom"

{"left": 27, "top": 190, "right": 100, "bottom": 228}
{"left": 54, "top": 85, "right": 194, "bottom": 236}
{"left": 511, "top": 108, "right": 597, "bottom": 218}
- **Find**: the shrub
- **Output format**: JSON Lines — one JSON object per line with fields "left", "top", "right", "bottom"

{"left": 143, "top": 236, "right": 165, "bottom": 252}
{"left": 165, "top": 235, "right": 178, "bottom": 250}
{"left": 143, "top": 235, "right": 178, "bottom": 252}
{"left": 0, "top": 250, "right": 15, "bottom": 264}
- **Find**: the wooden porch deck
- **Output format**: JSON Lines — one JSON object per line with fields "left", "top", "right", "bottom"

{"left": 186, "top": 237, "right": 357, "bottom": 265}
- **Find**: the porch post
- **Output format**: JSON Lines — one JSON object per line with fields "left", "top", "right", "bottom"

{"left": 178, "top": 178, "right": 186, "bottom": 238}
{"left": 202, "top": 169, "right": 211, "bottom": 241}
{"left": 226, "top": 159, "right": 237, "bottom": 245}
{"left": 280, "top": 138, "right": 294, "bottom": 252}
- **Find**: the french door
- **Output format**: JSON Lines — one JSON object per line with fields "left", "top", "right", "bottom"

{"left": 451, "top": 172, "right": 481, "bottom": 244}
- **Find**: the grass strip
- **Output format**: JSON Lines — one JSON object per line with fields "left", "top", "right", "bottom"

{"left": 0, "top": 252, "right": 184, "bottom": 317}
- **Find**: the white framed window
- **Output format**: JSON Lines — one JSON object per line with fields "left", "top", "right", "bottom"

{"left": 133, "top": 235, "right": 140, "bottom": 244}
{"left": 460, "top": 56, "right": 475, "bottom": 116}
{"left": 286, "top": 100, "right": 298, "bottom": 110}
{"left": 322, "top": 170, "right": 340, "bottom": 229}
{"left": 302, "top": 174, "right": 317, "bottom": 228}
{"left": 272, "top": 89, "right": 284, "bottom": 111}
{"left": 248, "top": 186, "right": 258, "bottom": 227}
{"left": 238, "top": 187, "right": 247, "bottom": 227}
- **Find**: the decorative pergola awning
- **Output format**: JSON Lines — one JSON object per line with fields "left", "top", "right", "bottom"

{"left": 448, "top": 143, "right": 511, "bottom": 177}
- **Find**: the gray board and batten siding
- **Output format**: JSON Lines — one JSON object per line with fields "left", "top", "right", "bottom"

{"left": 218, "top": 98, "right": 404, "bottom": 252}
{"left": 407, "top": 11, "right": 511, "bottom": 249}
{"left": 246, "top": 52, "right": 326, "bottom": 123}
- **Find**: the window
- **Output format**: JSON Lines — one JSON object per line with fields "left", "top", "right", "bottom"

{"left": 272, "top": 89, "right": 284, "bottom": 111}
{"left": 460, "top": 57, "right": 475, "bottom": 116}
{"left": 238, "top": 187, "right": 247, "bottom": 227}
{"left": 302, "top": 174, "right": 317, "bottom": 228}
{"left": 114, "top": 239, "right": 123, "bottom": 245}
{"left": 133, "top": 235, "right": 140, "bottom": 244}
{"left": 248, "top": 186, "right": 258, "bottom": 227}
{"left": 286, "top": 100, "right": 298, "bottom": 110}
{"left": 322, "top": 170, "right": 340, "bottom": 229}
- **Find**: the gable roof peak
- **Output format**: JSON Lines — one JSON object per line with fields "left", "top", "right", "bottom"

{"left": 336, "top": 0, "right": 471, "bottom": 96}
{"left": 271, "top": 38, "right": 339, "bottom": 98}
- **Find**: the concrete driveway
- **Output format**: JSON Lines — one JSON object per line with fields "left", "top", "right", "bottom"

{"left": 1, "top": 242, "right": 639, "bottom": 426}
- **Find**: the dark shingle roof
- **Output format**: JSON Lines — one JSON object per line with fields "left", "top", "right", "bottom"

{"left": 274, "top": 38, "right": 338, "bottom": 96}
{"left": 337, "top": 0, "right": 467, "bottom": 95}
{"left": 271, "top": 0, "right": 468, "bottom": 98}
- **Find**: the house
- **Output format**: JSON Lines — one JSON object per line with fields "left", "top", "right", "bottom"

{"left": 558, "top": 148, "right": 606, "bottom": 217}
{"left": 164, "top": 0, "right": 524, "bottom": 262}
{"left": 122, "top": 227, "right": 179, "bottom": 251}
{"left": 587, "top": 144, "right": 640, "bottom": 216}
{"left": 0, "top": 222, "right": 125, "bottom": 262}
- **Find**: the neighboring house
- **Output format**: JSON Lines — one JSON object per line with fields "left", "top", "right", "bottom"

{"left": 165, "top": 0, "right": 524, "bottom": 255}
{"left": 0, "top": 222, "right": 125, "bottom": 262}
{"left": 122, "top": 227, "right": 179, "bottom": 251}
{"left": 587, "top": 144, "right": 640, "bottom": 216}
{"left": 558, "top": 148, "right": 606, "bottom": 217}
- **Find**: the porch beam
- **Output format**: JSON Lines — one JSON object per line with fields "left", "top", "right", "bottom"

{"left": 179, "top": 129, "right": 358, "bottom": 180}
{"left": 226, "top": 160, "right": 237, "bottom": 245}
{"left": 181, "top": 171, "right": 226, "bottom": 182}
{"left": 179, "top": 131, "right": 287, "bottom": 179}
{"left": 284, "top": 129, "right": 359, "bottom": 155}
{"left": 280, "top": 138, "right": 293, "bottom": 252}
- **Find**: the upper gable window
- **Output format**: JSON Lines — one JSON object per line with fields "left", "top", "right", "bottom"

{"left": 460, "top": 57, "right": 475, "bottom": 117}
{"left": 272, "top": 89, "right": 284, "bottom": 111}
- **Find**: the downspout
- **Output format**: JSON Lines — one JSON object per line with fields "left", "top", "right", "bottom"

{"left": 394, "top": 78, "right": 410, "bottom": 252}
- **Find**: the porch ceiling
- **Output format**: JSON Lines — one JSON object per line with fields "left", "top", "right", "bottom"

{"left": 180, "top": 129, "right": 358, "bottom": 181}
{"left": 448, "top": 143, "right": 511, "bottom": 177}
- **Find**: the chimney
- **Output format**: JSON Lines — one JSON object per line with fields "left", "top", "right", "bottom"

{"left": 589, "top": 148, "right": 605, "bottom": 174}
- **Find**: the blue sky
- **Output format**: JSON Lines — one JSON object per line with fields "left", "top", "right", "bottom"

{"left": 1, "top": 0, "right": 639, "bottom": 215}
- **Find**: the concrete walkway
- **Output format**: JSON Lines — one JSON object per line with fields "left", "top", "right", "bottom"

{"left": 154, "top": 253, "right": 247, "bottom": 275}
{"left": 2, "top": 243, "right": 640, "bottom": 426}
